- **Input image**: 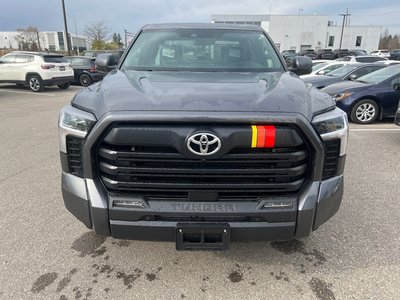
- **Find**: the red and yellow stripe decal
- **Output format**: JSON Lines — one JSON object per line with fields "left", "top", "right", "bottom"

{"left": 251, "top": 125, "right": 276, "bottom": 148}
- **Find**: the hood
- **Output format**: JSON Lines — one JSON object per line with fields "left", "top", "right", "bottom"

{"left": 321, "top": 80, "right": 374, "bottom": 95}
{"left": 302, "top": 75, "right": 343, "bottom": 87}
{"left": 72, "top": 69, "right": 335, "bottom": 121}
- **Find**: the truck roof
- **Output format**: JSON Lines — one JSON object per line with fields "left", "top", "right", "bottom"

{"left": 141, "top": 23, "right": 263, "bottom": 31}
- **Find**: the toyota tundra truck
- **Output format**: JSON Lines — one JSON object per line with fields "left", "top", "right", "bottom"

{"left": 59, "top": 24, "right": 348, "bottom": 250}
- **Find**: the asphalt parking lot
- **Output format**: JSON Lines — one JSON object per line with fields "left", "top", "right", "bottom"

{"left": 0, "top": 83, "right": 399, "bottom": 300}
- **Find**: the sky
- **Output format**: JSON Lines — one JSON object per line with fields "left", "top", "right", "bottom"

{"left": 1, "top": 0, "right": 400, "bottom": 37}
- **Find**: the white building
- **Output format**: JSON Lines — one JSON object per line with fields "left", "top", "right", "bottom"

{"left": 0, "top": 31, "right": 88, "bottom": 53}
{"left": 211, "top": 14, "right": 382, "bottom": 53}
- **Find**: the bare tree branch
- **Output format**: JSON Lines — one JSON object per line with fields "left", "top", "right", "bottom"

{"left": 84, "top": 20, "right": 111, "bottom": 50}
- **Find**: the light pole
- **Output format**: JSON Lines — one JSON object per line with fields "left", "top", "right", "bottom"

{"left": 74, "top": 18, "right": 79, "bottom": 55}
{"left": 61, "top": 0, "right": 71, "bottom": 55}
{"left": 339, "top": 9, "right": 351, "bottom": 51}
{"left": 124, "top": 29, "right": 127, "bottom": 48}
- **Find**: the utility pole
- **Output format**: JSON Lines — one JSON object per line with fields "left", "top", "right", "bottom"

{"left": 124, "top": 29, "right": 127, "bottom": 48}
{"left": 74, "top": 18, "right": 79, "bottom": 55}
{"left": 339, "top": 9, "right": 351, "bottom": 51}
{"left": 61, "top": 0, "right": 71, "bottom": 55}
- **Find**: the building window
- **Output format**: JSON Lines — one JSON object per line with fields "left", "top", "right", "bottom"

{"left": 57, "top": 32, "right": 65, "bottom": 51}
{"left": 355, "top": 36, "right": 362, "bottom": 47}
{"left": 328, "top": 36, "right": 334, "bottom": 47}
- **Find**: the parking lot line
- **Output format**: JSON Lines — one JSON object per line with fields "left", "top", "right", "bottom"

{"left": 350, "top": 128, "right": 400, "bottom": 131}
{"left": 0, "top": 89, "right": 55, "bottom": 97}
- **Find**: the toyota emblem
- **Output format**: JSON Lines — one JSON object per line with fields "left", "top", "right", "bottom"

{"left": 187, "top": 133, "right": 221, "bottom": 156}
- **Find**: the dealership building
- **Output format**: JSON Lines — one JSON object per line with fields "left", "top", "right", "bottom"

{"left": 0, "top": 31, "right": 88, "bottom": 53}
{"left": 211, "top": 14, "right": 381, "bottom": 53}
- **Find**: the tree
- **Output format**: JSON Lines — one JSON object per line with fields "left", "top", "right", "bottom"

{"left": 14, "top": 26, "right": 43, "bottom": 51}
{"left": 84, "top": 20, "right": 110, "bottom": 50}
{"left": 105, "top": 32, "right": 124, "bottom": 50}
{"left": 379, "top": 28, "right": 400, "bottom": 50}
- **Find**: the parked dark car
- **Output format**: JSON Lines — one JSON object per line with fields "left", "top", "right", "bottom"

{"left": 333, "top": 49, "right": 350, "bottom": 59}
{"left": 64, "top": 56, "right": 105, "bottom": 86}
{"left": 348, "top": 49, "right": 368, "bottom": 56}
{"left": 321, "top": 65, "right": 400, "bottom": 124}
{"left": 315, "top": 49, "right": 334, "bottom": 59}
{"left": 390, "top": 49, "right": 400, "bottom": 61}
{"left": 303, "top": 63, "right": 386, "bottom": 89}
{"left": 281, "top": 50, "right": 296, "bottom": 60}
{"left": 299, "top": 49, "right": 317, "bottom": 59}
{"left": 59, "top": 23, "right": 348, "bottom": 250}
{"left": 84, "top": 49, "right": 125, "bottom": 63}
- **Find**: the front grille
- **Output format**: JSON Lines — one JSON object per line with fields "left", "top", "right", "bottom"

{"left": 66, "top": 136, "right": 84, "bottom": 177}
{"left": 322, "top": 139, "right": 340, "bottom": 179}
{"left": 98, "top": 126, "right": 309, "bottom": 200}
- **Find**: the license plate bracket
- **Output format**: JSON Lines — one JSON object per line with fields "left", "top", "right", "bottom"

{"left": 176, "top": 223, "right": 230, "bottom": 250}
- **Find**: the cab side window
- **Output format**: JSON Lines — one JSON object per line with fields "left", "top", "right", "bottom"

{"left": 390, "top": 76, "right": 400, "bottom": 87}
{"left": 1, "top": 55, "right": 16, "bottom": 63}
{"left": 350, "top": 66, "right": 382, "bottom": 79}
{"left": 15, "top": 55, "right": 34, "bottom": 63}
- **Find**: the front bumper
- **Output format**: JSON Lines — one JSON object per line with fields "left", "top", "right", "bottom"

{"left": 60, "top": 110, "right": 346, "bottom": 243}
{"left": 61, "top": 171, "right": 344, "bottom": 242}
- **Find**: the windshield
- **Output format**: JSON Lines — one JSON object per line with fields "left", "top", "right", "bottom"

{"left": 121, "top": 29, "right": 284, "bottom": 72}
{"left": 312, "top": 62, "right": 329, "bottom": 72}
{"left": 357, "top": 66, "right": 400, "bottom": 84}
{"left": 327, "top": 64, "right": 359, "bottom": 77}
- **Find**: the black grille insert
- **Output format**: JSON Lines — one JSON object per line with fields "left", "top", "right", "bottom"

{"left": 322, "top": 139, "right": 340, "bottom": 179}
{"left": 98, "top": 126, "right": 310, "bottom": 200}
{"left": 67, "top": 136, "right": 84, "bottom": 177}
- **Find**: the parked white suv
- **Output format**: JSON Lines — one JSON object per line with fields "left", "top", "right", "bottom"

{"left": 370, "top": 50, "right": 390, "bottom": 58}
{"left": 0, "top": 51, "right": 74, "bottom": 92}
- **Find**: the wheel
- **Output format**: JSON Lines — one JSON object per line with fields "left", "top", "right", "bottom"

{"left": 28, "top": 75, "right": 44, "bottom": 92}
{"left": 350, "top": 99, "right": 379, "bottom": 124}
{"left": 58, "top": 82, "right": 71, "bottom": 89}
{"left": 79, "top": 74, "right": 92, "bottom": 87}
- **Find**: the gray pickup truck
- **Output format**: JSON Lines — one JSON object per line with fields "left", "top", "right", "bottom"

{"left": 59, "top": 23, "right": 348, "bottom": 250}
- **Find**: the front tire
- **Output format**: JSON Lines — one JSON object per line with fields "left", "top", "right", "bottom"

{"left": 79, "top": 74, "right": 92, "bottom": 87}
{"left": 58, "top": 82, "right": 71, "bottom": 89}
{"left": 350, "top": 99, "right": 379, "bottom": 124}
{"left": 28, "top": 75, "right": 44, "bottom": 92}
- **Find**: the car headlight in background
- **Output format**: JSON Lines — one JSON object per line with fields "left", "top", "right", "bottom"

{"left": 332, "top": 92, "right": 352, "bottom": 102}
{"left": 312, "top": 107, "right": 348, "bottom": 156}
{"left": 59, "top": 105, "right": 96, "bottom": 153}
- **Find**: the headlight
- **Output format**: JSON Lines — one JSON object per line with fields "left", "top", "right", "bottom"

{"left": 58, "top": 105, "right": 96, "bottom": 153}
{"left": 332, "top": 92, "right": 352, "bottom": 102}
{"left": 312, "top": 107, "right": 348, "bottom": 156}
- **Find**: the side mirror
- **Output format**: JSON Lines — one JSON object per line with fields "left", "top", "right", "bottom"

{"left": 348, "top": 74, "right": 358, "bottom": 81}
{"left": 286, "top": 56, "right": 312, "bottom": 75}
{"left": 95, "top": 53, "right": 117, "bottom": 72}
{"left": 394, "top": 83, "right": 400, "bottom": 91}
